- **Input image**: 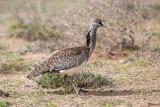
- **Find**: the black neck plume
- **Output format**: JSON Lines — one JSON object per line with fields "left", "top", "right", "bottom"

{"left": 86, "top": 29, "right": 91, "bottom": 47}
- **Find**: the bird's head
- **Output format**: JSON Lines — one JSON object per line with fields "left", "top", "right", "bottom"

{"left": 91, "top": 18, "right": 107, "bottom": 28}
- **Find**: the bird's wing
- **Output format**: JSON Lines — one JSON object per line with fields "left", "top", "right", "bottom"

{"left": 27, "top": 47, "right": 89, "bottom": 79}
{"left": 34, "top": 47, "right": 88, "bottom": 72}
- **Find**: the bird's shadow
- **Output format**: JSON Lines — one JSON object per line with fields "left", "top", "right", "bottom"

{"left": 47, "top": 89, "right": 160, "bottom": 96}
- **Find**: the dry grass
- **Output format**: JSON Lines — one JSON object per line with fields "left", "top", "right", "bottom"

{"left": 62, "top": 0, "right": 157, "bottom": 54}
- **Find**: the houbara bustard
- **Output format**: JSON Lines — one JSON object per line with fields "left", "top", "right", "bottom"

{"left": 27, "top": 19, "right": 106, "bottom": 95}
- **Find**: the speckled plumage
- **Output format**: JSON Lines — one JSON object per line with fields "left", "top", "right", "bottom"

{"left": 27, "top": 19, "right": 105, "bottom": 80}
{"left": 27, "top": 47, "right": 90, "bottom": 79}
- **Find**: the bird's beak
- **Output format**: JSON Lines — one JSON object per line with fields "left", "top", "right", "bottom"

{"left": 101, "top": 23, "right": 107, "bottom": 28}
{"left": 103, "top": 25, "right": 108, "bottom": 28}
{"left": 102, "top": 19, "right": 108, "bottom": 22}
{"left": 101, "top": 19, "right": 108, "bottom": 28}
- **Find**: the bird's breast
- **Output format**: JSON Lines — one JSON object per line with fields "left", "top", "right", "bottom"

{"left": 59, "top": 61, "right": 87, "bottom": 76}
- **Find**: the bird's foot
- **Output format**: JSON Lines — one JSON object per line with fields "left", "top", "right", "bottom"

{"left": 75, "top": 88, "right": 89, "bottom": 95}
{"left": 79, "top": 88, "right": 88, "bottom": 93}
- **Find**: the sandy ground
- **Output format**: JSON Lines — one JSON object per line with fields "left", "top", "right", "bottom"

{"left": 0, "top": 37, "right": 160, "bottom": 107}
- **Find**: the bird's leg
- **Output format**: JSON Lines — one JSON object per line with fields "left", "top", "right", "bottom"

{"left": 70, "top": 76, "right": 79, "bottom": 95}
{"left": 64, "top": 75, "right": 67, "bottom": 93}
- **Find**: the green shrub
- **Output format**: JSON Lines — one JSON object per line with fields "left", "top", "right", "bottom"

{"left": 37, "top": 72, "right": 112, "bottom": 91}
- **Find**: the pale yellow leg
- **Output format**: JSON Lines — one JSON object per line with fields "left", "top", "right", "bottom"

{"left": 70, "top": 76, "right": 79, "bottom": 95}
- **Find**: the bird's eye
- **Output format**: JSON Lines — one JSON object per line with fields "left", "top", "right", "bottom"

{"left": 98, "top": 21, "right": 103, "bottom": 25}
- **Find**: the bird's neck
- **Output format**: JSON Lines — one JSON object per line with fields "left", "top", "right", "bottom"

{"left": 85, "top": 25, "right": 98, "bottom": 56}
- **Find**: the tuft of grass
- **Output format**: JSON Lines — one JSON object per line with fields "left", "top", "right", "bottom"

{"left": 0, "top": 101, "right": 10, "bottom": 107}
{"left": 37, "top": 72, "right": 112, "bottom": 91}
{"left": 97, "top": 100, "right": 125, "bottom": 107}
{"left": 1, "top": 63, "right": 22, "bottom": 73}
{"left": 126, "top": 56, "right": 136, "bottom": 61}
{"left": 37, "top": 74, "right": 64, "bottom": 89}
{"left": 105, "top": 100, "right": 124, "bottom": 107}
{"left": 9, "top": 20, "right": 56, "bottom": 41}
{"left": 152, "top": 4, "right": 160, "bottom": 13}
{"left": 0, "top": 53, "right": 27, "bottom": 73}
{"left": 47, "top": 104, "right": 57, "bottom": 107}
{"left": 134, "top": 59, "right": 150, "bottom": 67}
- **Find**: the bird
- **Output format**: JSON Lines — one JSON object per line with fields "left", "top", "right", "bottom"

{"left": 27, "top": 18, "right": 106, "bottom": 95}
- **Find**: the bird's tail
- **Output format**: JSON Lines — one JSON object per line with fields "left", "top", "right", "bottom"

{"left": 27, "top": 64, "right": 46, "bottom": 80}
{"left": 27, "top": 70, "right": 41, "bottom": 80}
